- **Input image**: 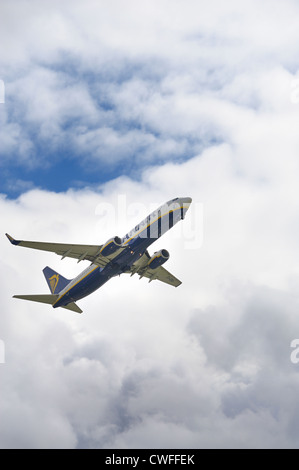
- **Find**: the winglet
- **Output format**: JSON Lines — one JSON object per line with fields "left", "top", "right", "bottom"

{"left": 5, "top": 233, "right": 21, "bottom": 245}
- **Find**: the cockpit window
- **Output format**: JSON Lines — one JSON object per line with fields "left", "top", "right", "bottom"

{"left": 168, "top": 198, "right": 178, "bottom": 205}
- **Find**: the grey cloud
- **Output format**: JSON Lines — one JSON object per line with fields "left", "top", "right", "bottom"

{"left": 188, "top": 285, "right": 299, "bottom": 373}
{"left": 2, "top": 0, "right": 299, "bottom": 449}
{"left": 185, "top": 283, "right": 299, "bottom": 447}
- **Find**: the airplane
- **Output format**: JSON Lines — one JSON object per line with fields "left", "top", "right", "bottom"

{"left": 6, "top": 197, "right": 192, "bottom": 314}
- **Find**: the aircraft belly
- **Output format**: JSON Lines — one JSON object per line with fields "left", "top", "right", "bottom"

{"left": 58, "top": 263, "right": 122, "bottom": 306}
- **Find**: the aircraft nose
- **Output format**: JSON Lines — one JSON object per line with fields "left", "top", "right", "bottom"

{"left": 180, "top": 197, "right": 192, "bottom": 205}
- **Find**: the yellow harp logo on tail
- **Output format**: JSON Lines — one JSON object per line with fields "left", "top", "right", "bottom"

{"left": 49, "top": 274, "right": 59, "bottom": 294}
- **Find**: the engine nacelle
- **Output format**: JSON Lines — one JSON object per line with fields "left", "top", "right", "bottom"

{"left": 100, "top": 236, "right": 122, "bottom": 256}
{"left": 148, "top": 249, "right": 170, "bottom": 269}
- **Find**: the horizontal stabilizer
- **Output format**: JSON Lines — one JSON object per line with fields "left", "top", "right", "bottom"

{"left": 13, "top": 294, "right": 58, "bottom": 304}
{"left": 61, "top": 302, "right": 83, "bottom": 314}
{"left": 13, "top": 294, "right": 82, "bottom": 314}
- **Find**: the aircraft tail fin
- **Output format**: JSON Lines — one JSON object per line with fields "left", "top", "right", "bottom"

{"left": 13, "top": 294, "right": 82, "bottom": 314}
{"left": 42, "top": 266, "right": 70, "bottom": 294}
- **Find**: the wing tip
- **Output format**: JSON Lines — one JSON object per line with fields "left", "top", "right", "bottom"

{"left": 5, "top": 233, "right": 20, "bottom": 245}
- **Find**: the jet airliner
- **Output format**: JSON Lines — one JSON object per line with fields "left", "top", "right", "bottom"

{"left": 6, "top": 197, "right": 192, "bottom": 313}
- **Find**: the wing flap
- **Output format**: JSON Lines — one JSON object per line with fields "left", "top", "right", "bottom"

{"left": 128, "top": 250, "right": 182, "bottom": 287}
{"left": 5, "top": 233, "right": 109, "bottom": 267}
{"left": 141, "top": 266, "right": 182, "bottom": 287}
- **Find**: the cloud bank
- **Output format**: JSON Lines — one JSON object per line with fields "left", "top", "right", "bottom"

{"left": 1, "top": 0, "right": 299, "bottom": 195}
{"left": 1, "top": 0, "right": 299, "bottom": 449}
{"left": 1, "top": 144, "right": 299, "bottom": 448}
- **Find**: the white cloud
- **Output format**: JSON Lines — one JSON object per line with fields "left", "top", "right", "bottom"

{"left": 2, "top": 0, "right": 299, "bottom": 449}
{"left": 1, "top": 137, "right": 299, "bottom": 447}
{"left": 2, "top": 0, "right": 299, "bottom": 173}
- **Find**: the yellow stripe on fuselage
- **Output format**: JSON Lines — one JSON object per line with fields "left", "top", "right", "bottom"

{"left": 53, "top": 264, "right": 99, "bottom": 306}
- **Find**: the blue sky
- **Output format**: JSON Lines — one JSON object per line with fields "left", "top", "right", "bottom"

{"left": 0, "top": 60, "right": 205, "bottom": 196}
{"left": 2, "top": 0, "right": 299, "bottom": 449}
{"left": 3, "top": 0, "right": 287, "bottom": 198}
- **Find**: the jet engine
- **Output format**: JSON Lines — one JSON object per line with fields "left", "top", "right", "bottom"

{"left": 100, "top": 236, "right": 122, "bottom": 256}
{"left": 148, "top": 249, "right": 170, "bottom": 269}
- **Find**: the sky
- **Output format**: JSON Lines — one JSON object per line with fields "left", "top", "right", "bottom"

{"left": 1, "top": 0, "right": 299, "bottom": 449}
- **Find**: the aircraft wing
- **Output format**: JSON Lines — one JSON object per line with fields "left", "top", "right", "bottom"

{"left": 128, "top": 251, "right": 182, "bottom": 287}
{"left": 5, "top": 233, "right": 110, "bottom": 268}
